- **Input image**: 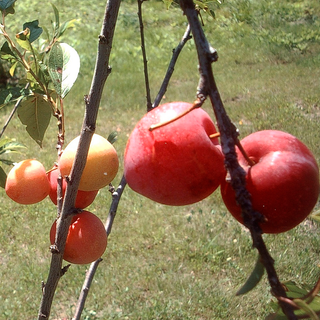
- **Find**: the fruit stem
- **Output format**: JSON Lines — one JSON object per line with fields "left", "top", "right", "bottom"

{"left": 236, "top": 139, "right": 255, "bottom": 167}
{"left": 209, "top": 132, "right": 220, "bottom": 139}
{"left": 149, "top": 99, "right": 203, "bottom": 131}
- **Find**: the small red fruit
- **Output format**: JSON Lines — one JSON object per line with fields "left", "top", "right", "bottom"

{"left": 221, "top": 130, "right": 320, "bottom": 233}
{"left": 5, "top": 159, "right": 50, "bottom": 204}
{"left": 47, "top": 166, "right": 98, "bottom": 209}
{"left": 124, "top": 101, "right": 226, "bottom": 206}
{"left": 50, "top": 211, "right": 107, "bottom": 264}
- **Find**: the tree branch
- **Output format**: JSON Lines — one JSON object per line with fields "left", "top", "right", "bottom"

{"left": 152, "top": 24, "right": 192, "bottom": 109}
{"left": 72, "top": 15, "right": 193, "bottom": 315}
{"left": 72, "top": 175, "right": 127, "bottom": 320}
{"left": 137, "top": 0, "right": 152, "bottom": 111}
{"left": 37, "top": 0, "right": 121, "bottom": 319}
{"left": 179, "top": 1, "right": 298, "bottom": 319}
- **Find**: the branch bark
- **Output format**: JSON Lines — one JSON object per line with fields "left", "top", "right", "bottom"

{"left": 152, "top": 24, "right": 192, "bottom": 109}
{"left": 137, "top": 0, "right": 152, "bottom": 111}
{"left": 37, "top": 0, "right": 121, "bottom": 319}
{"left": 73, "top": 12, "right": 193, "bottom": 316}
{"left": 179, "top": 1, "right": 298, "bottom": 319}
{"left": 72, "top": 175, "right": 127, "bottom": 320}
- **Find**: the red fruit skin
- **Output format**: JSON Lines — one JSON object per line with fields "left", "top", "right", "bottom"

{"left": 221, "top": 130, "right": 320, "bottom": 234}
{"left": 124, "top": 102, "right": 226, "bottom": 206}
{"left": 50, "top": 211, "right": 107, "bottom": 264}
{"left": 47, "top": 167, "right": 98, "bottom": 209}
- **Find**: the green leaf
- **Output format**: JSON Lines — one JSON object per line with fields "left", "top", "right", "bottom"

{"left": 23, "top": 20, "right": 43, "bottom": 43}
{"left": 267, "top": 281, "right": 320, "bottom": 319}
{"left": 48, "top": 42, "right": 80, "bottom": 98}
{"left": 48, "top": 42, "right": 62, "bottom": 93}
{"left": 0, "top": 41, "right": 17, "bottom": 62}
{"left": 51, "top": 3, "right": 60, "bottom": 38}
{"left": 0, "top": 139, "right": 26, "bottom": 156}
{"left": 0, "top": 0, "right": 16, "bottom": 11}
{"left": 0, "top": 86, "right": 30, "bottom": 107}
{"left": 311, "top": 210, "right": 320, "bottom": 223}
{"left": 0, "top": 166, "right": 6, "bottom": 188}
{"left": 294, "top": 299, "right": 319, "bottom": 320}
{"left": 57, "top": 19, "right": 77, "bottom": 38}
{"left": 3, "top": 3, "right": 15, "bottom": 16}
{"left": 9, "top": 60, "right": 18, "bottom": 76}
{"left": 16, "top": 28, "right": 32, "bottom": 51}
{"left": 163, "top": 0, "right": 174, "bottom": 9}
{"left": 107, "top": 131, "right": 118, "bottom": 144}
{"left": 236, "top": 254, "right": 265, "bottom": 296}
{"left": 37, "top": 62, "right": 52, "bottom": 88}
{"left": 282, "top": 281, "right": 309, "bottom": 299}
{"left": 17, "top": 94, "right": 52, "bottom": 147}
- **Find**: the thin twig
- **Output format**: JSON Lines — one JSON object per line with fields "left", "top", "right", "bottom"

{"left": 137, "top": 0, "right": 152, "bottom": 111}
{"left": 179, "top": 1, "right": 297, "bottom": 319}
{"left": 152, "top": 24, "right": 192, "bottom": 108}
{"left": 72, "top": 259, "right": 103, "bottom": 320}
{"left": 0, "top": 83, "right": 29, "bottom": 139}
{"left": 72, "top": 175, "right": 127, "bottom": 319}
{"left": 37, "top": 0, "right": 121, "bottom": 319}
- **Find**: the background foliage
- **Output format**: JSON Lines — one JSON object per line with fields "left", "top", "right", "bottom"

{"left": 0, "top": 0, "right": 320, "bottom": 319}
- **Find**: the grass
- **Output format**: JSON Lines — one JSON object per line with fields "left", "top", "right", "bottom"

{"left": 1, "top": 0, "right": 320, "bottom": 319}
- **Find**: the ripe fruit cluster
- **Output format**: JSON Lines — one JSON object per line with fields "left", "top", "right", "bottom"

{"left": 124, "top": 101, "right": 320, "bottom": 234}
{"left": 5, "top": 133, "right": 119, "bottom": 264}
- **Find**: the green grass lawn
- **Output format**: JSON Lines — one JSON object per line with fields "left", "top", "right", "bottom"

{"left": 1, "top": 0, "right": 320, "bottom": 319}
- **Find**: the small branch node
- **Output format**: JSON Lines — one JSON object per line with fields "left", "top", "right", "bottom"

{"left": 98, "top": 34, "right": 107, "bottom": 43}
{"left": 61, "top": 264, "right": 71, "bottom": 276}
{"left": 49, "top": 244, "right": 59, "bottom": 254}
{"left": 108, "top": 183, "right": 116, "bottom": 193}
{"left": 38, "top": 313, "right": 47, "bottom": 319}
{"left": 83, "top": 125, "right": 96, "bottom": 133}
{"left": 208, "top": 46, "right": 218, "bottom": 62}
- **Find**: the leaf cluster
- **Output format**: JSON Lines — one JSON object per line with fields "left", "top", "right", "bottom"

{"left": 0, "top": 137, "right": 25, "bottom": 187}
{"left": 0, "top": 1, "right": 80, "bottom": 184}
{"left": 163, "top": 0, "right": 221, "bottom": 18}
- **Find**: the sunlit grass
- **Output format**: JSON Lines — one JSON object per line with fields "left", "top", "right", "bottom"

{"left": 1, "top": 0, "right": 320, "bottom": 319}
